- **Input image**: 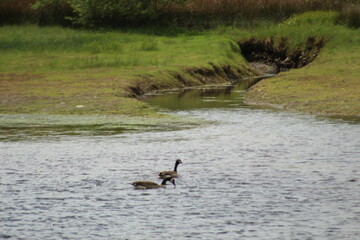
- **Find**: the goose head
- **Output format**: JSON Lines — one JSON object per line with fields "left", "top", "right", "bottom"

{"left": 163, "top": 176, "right": 176, "bottom": 186}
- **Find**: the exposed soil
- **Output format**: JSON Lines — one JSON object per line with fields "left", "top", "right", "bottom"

{"left": 238, "top": 36, "right": 325, "bottom": 74}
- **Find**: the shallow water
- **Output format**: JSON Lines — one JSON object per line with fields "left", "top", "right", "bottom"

{"left": 1, "top": 81, "right": 360, "bottom": 240}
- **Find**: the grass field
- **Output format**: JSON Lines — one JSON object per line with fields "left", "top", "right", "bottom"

{"left": 0, "top": 25, "right": 249, "bottom": 116}
{"left": 0, "top": 11, "right": 359, "bottom": 120}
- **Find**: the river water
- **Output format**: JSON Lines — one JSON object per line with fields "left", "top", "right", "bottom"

{"left": 1, "top": 80, "right": 360, "bottom": 240}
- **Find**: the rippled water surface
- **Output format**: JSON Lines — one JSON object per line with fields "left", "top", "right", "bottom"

{"left": 1, "top": 83, "right": 360, "bottom": 240}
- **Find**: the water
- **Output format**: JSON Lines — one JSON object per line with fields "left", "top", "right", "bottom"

{"left": 1, "top": 81, "right": 360, "bottom": 240}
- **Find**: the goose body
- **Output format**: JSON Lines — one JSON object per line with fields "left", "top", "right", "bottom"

{"left": 132, "top": 177, "right": 175, "bottom": 189}
{"left": 159, "top": 159, "right": 182, "bottom": 179}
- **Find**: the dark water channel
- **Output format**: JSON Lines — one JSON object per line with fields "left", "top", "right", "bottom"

{"left": 1, "top": 78, "right": 360, "bottom": 239}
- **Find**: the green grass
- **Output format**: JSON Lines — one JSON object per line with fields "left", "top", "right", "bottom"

{"left": 0, "top": 25, "right": 244, "bottom": 71}
{"left": 244, "top": 12, "right": 360, "bottom": 116}
{"left": 0, "top": 11, "right": 359, "bottom": 119}
{"left": 0, "top": 25, "right": 248, "bottom": 116}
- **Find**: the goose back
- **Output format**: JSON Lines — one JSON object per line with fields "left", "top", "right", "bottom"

{"left": 132, "top": 177, "right": 175, "bottom": 189}
{"left": 159, "top": 159, "right": 182, "bottom": 179}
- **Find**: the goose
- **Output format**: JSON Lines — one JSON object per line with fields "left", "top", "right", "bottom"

{"left": 158, "top": 159, "right": 182, "bottom": 179}
{"left": 132, "top": 176, "right": 175, "bottom": 189}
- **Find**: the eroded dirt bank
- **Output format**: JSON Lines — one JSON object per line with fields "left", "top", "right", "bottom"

{"left": 125, "top": 64, "right": 257, "bottom": 97}
{"left": 238, "top": 36, "right": 324, "bottom": 74}
{"left": 240, "top": 36, "right": 360, "bottom": 116}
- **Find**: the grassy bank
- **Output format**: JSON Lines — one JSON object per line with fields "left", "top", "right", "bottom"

{"left": 0, "top": 25, "right": 251, "bottom": 117}
{"left": 0, "top": 11, "right": 359, "bottom": 124}
{"left": 243, "top": 12, "right": 360, "bottom": 116}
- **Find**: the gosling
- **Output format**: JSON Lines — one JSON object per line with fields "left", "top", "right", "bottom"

{"left": 132, "top": 176, "right": 175, "bottom": 189}
{"left": 158, "top": 159, "right": 182, "bottom": 179}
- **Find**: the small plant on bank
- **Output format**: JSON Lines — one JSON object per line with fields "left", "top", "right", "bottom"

{"left": 140, "top": 38, "right": 159, "bottom": 51}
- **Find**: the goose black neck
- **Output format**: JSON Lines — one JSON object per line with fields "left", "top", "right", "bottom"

{"left": 161, "top": 178, "right": 170, "bottom": 185}
{"left": 174, "top": 161, "right": 180, "bottom": 172}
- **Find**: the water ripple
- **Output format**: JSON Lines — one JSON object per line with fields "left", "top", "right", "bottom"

{"left": 1, "top": 101, "right": 360, "bottom": 239}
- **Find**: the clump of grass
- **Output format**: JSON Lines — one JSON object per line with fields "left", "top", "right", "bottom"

{"left": 140, "top": 38, "right": 159, "bottom": 51}
{"left": 69, "top": 55, "right": 101, "bottom": 69}
{"left": 0, "top": 25, "right": 92, "bottom": 52}
{"left": 284, "top": 11, "right": 338, "bottom": 26}
{"left": 85, "top": 40, "right": 124, "bottom": 54}
{"left": 68, "top": 55, "right": 145, "bottom": 69}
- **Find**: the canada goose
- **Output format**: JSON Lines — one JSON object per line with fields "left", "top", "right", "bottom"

{"left": 159, "top": 159, "right": 182, "bottom": 179}
{"left": 132, "top": 176, "right": 175, "bottom": 189}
